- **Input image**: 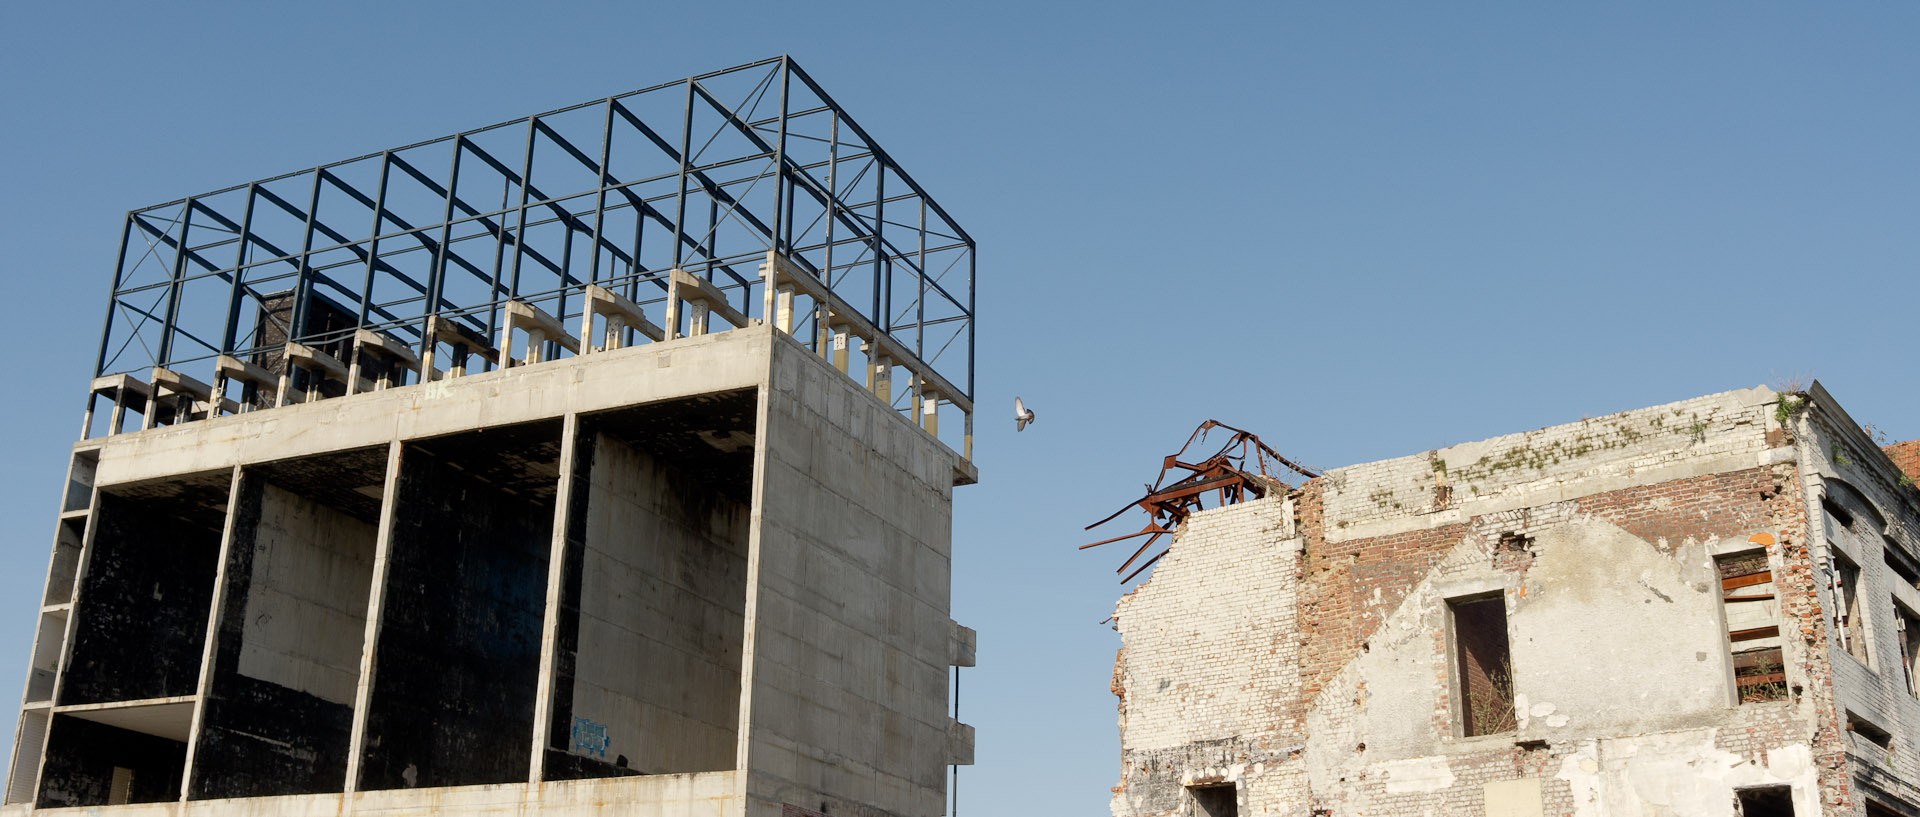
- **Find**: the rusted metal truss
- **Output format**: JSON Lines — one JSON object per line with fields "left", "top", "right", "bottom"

{"left": 1082, "top": 420, "right": 1317, "bottom": 582}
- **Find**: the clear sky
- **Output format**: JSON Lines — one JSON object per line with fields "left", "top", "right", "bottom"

{"left": 2, "top": 3, "right": 1916, "bottom": 814}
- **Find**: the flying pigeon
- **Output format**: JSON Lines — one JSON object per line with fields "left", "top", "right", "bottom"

{"left": 1015, "top": 396, "right": 1035, "bottom": 431}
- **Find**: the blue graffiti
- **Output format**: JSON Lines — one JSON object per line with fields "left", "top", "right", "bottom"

{"left": 570, "top": 716, "right": 610, "bottom": 758}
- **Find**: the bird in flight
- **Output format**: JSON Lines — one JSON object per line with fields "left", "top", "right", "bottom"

{"left": 1015, "top": 396, "right": 1035, "bottom": 432}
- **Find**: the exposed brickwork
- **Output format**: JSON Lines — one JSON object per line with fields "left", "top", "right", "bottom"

{"left": 1108, "top": 387, "right": 1908, "bottom": 817}
{"left": 1575, "top": 468, "right": 1774, "bottom": 552}
{"left": 1298, "top": 510, "right": 1467, "bottom": 701}
{"left": 1885, "top": 440, "right": 1920, "bottom": 486}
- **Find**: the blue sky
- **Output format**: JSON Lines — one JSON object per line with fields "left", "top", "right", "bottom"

{"left": 2, "top": 3, "right": 1917, "bottom": 814}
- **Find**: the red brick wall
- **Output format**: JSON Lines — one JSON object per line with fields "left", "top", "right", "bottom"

{"left": 1884, "top": 440, "right": 1920, "bottom": 485}
{"left": 1296, "top": 478, "right": 1469, "bottom": 701}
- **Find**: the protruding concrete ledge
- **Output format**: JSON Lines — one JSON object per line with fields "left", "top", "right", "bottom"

{"left": 581, "top": 284, "right": 665, "bottom": 351}
{"left": 666, "top": 268, "right": 749, "bottom": 339}
{"left": 948, "top": 622, "right": 977, "bottom": 668}
{"left": 504, "top": 300, "right": 581, "bottom": 366}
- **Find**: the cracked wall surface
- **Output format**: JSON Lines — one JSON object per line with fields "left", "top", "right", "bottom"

{"left": 1112, "top": 385, "right": 1920, "bottom": 816}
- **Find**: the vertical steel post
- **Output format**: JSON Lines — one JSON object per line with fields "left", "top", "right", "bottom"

{"left": 359, "top": 152, "right": 394, "bottom": 326}
{"left": 589, "top": 100, "right": 615, "bottom": 285}
{"left": 289, "top": 170, "right": 327, "bottom": 347}
{"left": 770, "top": 57, "right": 791, "bottom": 256}
{"left": 426, "top": 137, "right": 464, "bottom": 333}
{"left": 154, "top": 199, "right": 197, "bottom": 367}
{"left": 94, "top": 216, "right": 136, "bottom": 377}
{"left": 916, "top": 200, "right": 926, "bottom": 360}
{"left": 671, "top": 79, "right": 694, "bottom": 267}
{"left": 508, "top": 118, "right": 538, "bottom": 299}
{"left": 221, "top": 185, "right": 259, "bottom": 353}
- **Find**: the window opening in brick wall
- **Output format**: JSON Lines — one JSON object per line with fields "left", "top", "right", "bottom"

{"left": 1449, "top": 594, "right": 1515, "bottom": 736}
{"left": 1834, "top": 553, "right": 1871, "bottom": 666}
{"left": 1718, "top": 552, "right": 1787, "bottom": 703}
{"left": 1847, "top": 711, "right": 1893, "bottom": 764}
{"left": 1187, "top": 783, "right": 1237, "bottom": 817}
{"left": 1823, "top": 498, "right": 1855, "bottom": 531}
{"left": 1866, "top": 798, "right": 1906, "bottom": 817}
{"left": 1734, "top": 785, "right": 1794, "bottom": 817}
{"left": 1884, "top": 540, "right": 1920, "bottom": 590}
{"left": 1897, "top": 602, "right": 1920, "bottom": 700}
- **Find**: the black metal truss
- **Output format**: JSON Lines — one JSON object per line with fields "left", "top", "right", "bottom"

{"left": 95, "top": 56, "right": 974, "bottom": 401}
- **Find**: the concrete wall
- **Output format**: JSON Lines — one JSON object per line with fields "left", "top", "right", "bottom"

{"left": 552, "top": 432, "right": 748, "bottom": 776}
{"left": 740, "top": 337, "right": 962, "bottom": 817}
{"left": 8, "top": 770, "right": 738, "bottom": 817}
{"left": 10, "top": 328, "right": 968, "bottom": 817}
{"left": 60, "top": 488, "right": 225, "bottom": 707}
{"left": 1111, "top": 387, "right": 1863, "bottom": 817}
{"left": 358, "top": 436, "right": 556, "bottom": 791}
{"left": 190, "top": 475, "right": 378, "bottom": 799}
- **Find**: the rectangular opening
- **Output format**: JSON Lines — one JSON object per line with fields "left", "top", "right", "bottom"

{"left": 25, "top": 610, "right": 68, "bottom": 704}
{"left": 1450, "top": 594, "right": 1514, "bottom": 737}
{"left": 37, "top": 713, "right": 186, "bottom": 807}
{"left": 543, "top": 391, "right": 756, "bottom": 780}
{"left": 1884, "top": 541, "right": 1920, "bottom": 590}
{"left": 59, "top": 470, "right": 230, "bottom": 706}
{"left": 63, "top": 450, "right": 97, "bottom": 514}
{"left": 357, "top": 420, "right": 563, "bottom": 790}
{"left": 1188, "top": 783, "right": 1237, "bottom": 817}
{"left": 4, "top": 709, "right": 50, "bottom": 804}
{"left": 188, "top": 448, "right": 387, "bottom": 799}
{"left": 1735, "top": 785, "right": 1794, "bottom": 817}
{"left": 43, "top": 518, "right": 84, "bottom": 607}
{"left": 1835, "top": 552, "right": 1871, "bottom": 665}
{"left": 1718, "top": 551, "right": 1788, "bottom": 703}
{"left": 1848, "top": 711, "right": 1892, "bottom": 754}
{"left": 1899, "top": 603, "right": 1920, "bottom": 701}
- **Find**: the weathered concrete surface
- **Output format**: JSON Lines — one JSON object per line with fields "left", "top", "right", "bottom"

{"left": 89, "top": 331, "right": 772, "bottom": 487}
{"left": 11, "top": 327, "right": 972, "bottom": 817}
{"left": 555, "top": 431, "right": 748, "bottom": 776}
{"left": 1111, "top": 385, "right": 1920, "bottom": 817}
{"left": 740, "top": 336, "right": 962, "bottom": 817}
{"left": 4, "top": 771, "right": 737, "bottom": 816}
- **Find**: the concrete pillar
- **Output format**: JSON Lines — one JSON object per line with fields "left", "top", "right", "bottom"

{"left": 342, "top": 441, "right": 404, "bottom": 795}
{"left": 177, "top": 465, "right": 245, "bottom": 801}
{"left": 528, "top": 414, "right": 581, "bottom": 784}
{"left": 689, "top": 302, "right": 710, "bottom": 338}
{"left": 774, "top": 284, "right": 795, "bottom": 334}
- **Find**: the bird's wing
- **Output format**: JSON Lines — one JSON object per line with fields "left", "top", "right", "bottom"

{"left": 1014, "top": 396, "right": 1026, "bottom": 417}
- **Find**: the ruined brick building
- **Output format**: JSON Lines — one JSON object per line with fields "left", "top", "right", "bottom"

{"left": 1109, "top": 384, "right": 1920, "bottom": 817}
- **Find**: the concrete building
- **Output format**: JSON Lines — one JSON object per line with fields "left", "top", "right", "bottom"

{"left": 1107, "top": 384, "right": 1920, "bottom": 817}
{"left": 4, "top": 58, "right": 978, "bottom": 817}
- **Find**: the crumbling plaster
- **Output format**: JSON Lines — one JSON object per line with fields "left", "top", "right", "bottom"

{"left": 1109, "top": 386, "right": 1878, "bottom": 817}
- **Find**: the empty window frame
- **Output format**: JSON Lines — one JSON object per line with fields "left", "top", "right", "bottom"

{"left": 1734, "top": 785, "right": 1794, "bottom": 817}
{"left": 1718, "top": 552, "right": 1788, "bottom": 703}
{"left": 1847, "top": 711, "right": 1893, "bottom": 764}
{"left": 1188, "top": 783, "right": 1237, "bottom": 817}
{"left": 1898, "top": 602, "right": 1920, "bottom": 700}
{"left": 1833, "top": 552, "right": 1871, "bottom": 666}
{"left": 1449, "top": 594, "right": 1515, "bottom": 736}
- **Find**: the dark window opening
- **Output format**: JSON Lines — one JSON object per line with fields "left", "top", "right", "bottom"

{"left": 1898, "top": 604, "right": 1920, "bottom": 700}
{"left": 1735, "top": 785, "right": 1794, "bottom": 817}
{"left": 1836, "top": 554, "right": 1870, "bottom": 665}
{"left": 1718, "top": 552, "right": 1787, "bottom": 703}
{"left": 1450, "top": 594, "right": 1515, "bottom": 736}
{"left": 1188, "top": 783, "right": 1237, "bottom": 817}
{"left": 1823, "top": 499, "right": 1855, "bottom": 531}
{"left": 1849, "top": 712, "right": 1892, "bottom": 751}
{"left": 1884, "top": 541, "right": 1920, "bottom": 590}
